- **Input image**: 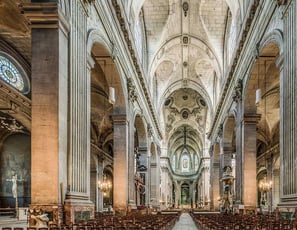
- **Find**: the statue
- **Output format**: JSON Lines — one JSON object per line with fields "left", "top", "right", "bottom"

{"left": 6, "top": 173, "right": 24, "bottom": 218}
{"left": 220, "top": 166, "right": 234, "bottom": 214}
{"left": 8, "top": 174, "right": 18, "bottom": 198}
{"left": 29, "top": 209, "right": 49, "bottom": 228}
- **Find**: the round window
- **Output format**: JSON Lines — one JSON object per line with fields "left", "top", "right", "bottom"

{"left": 0, "top": 54, "right": 29, "bottom": 94}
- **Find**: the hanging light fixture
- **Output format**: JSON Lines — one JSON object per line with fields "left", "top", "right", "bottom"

{"left": 255, "top": 60, "right": 261, "bottom": 105}
{"left": 98, "top": 174, "right": 112, "bottom": 193}
{"left": 259, "top": 176, "right": 272, "bottom": 192}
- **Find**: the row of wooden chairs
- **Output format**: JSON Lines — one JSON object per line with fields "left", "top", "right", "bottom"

{"left": 2, "top": 212, "right": 180, "bottom": 230}
{"left": 190, "top": 212, "right": 297, "bottom": 230}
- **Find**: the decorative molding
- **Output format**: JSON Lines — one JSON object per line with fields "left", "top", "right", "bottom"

{"left": 232, "top": 79, "right": 243, "bottom": 102}
{"left": 127, "top": 78, "right": 138, "bottom": 103}
{"left": 147, "top": 124, "right": 153, "bottom": 137}
{"left": 217, "top": 124, "right": 223, "bottom": 140}
{"left": 111, "top": 0, "right": 162, "bottom": 139}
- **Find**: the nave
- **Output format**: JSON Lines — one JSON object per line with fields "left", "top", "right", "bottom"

{"left": 2, "top": 211, "right": 297, "bottom": 229}
{"left": 1, "top": 0, "right": 297, "bottom": 228}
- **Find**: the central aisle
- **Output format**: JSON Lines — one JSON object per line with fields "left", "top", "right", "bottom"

{"left": 173, "top": 212, "right": 198, "bottom": 230}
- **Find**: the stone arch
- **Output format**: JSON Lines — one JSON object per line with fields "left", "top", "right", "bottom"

{"left": 87, "top": 31, "right": 127, "bottom": 114}
{"left": 258, "top": 29, "right": 283, "bottom": 57}
{"left": 243, "top": 41, "right": 280, "bottom": 149}
{"left": 158, "top": 79, "right": 214, "bottom": 120}
{"left": 87, "top": 29, "right": 128, "bottom": 213}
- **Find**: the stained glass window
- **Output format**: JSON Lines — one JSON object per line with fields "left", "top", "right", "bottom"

{"left": 0, "top": 55, "right": 25, "bottom": 93}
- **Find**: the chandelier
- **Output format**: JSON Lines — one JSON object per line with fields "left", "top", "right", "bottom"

{"left": 259, "top": 177, "right": 272, "bottom": 192}
{"left": 98, "top": 174, "right": 112, "bottom": 193}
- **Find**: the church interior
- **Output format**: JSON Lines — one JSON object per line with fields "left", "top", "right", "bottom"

{"left": 0, "top": 0, "right": 297, "bottom": 229}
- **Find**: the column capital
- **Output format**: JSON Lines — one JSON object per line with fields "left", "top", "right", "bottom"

{"left": 20, "top": 2, "right": 69, "bottom": 31}
{"left": 112, "top": 114, "right": 127, "bottom": 124}
{"left": 232, "top": 79, "right": 243, "bottom": 102}
{"left": 242, "top": 113, "right": 261, "bottom": 124}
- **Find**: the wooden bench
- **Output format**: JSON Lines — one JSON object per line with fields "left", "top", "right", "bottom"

{"left": 0, "top": 208, "right": 16, "bottom": 216}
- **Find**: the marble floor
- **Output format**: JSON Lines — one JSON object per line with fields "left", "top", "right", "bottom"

{"left": 173, "top": 212, "right": 198, "bottom": 230}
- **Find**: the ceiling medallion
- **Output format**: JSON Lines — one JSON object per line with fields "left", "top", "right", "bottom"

{"left": 183, "top": 36, "right": 189, "bottom": 44}
{"left": 182, "top": 110, "right": 189, "bottom": 119}
{"left": 182, "top": 95, "right": 188, "bottom": 100}
{"left": 182, "top": 2, "right": 189, "bottom": 17}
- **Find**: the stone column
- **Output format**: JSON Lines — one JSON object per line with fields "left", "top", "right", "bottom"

{"left": 113, "top": 114, "right": 129, "bottom": 215}
{"left": 233, "top": 79, "right": 243, "bottom": 206}
{"left": 64, "top": 1, "right": 93, "bottom": 224}
{"left": 280, "top": 0, "right": 297, "bottom": 206}
{"left": 266, "top": 154, "right": 273, "bottom": 212}
{"left": 273, "top": 168, "right": 280, "bottom": 208}
{"left": 21, "top": 2, "right": 69, "bottom": 225}
{"left": 128, "top": 123, "right": 136, "bottom": 210}
{"left": 97, "top": 158, "right": 104, "bottom": 212}
{"left": 146, "top": 148, "right": 151, "bottom": 207}
{"left": 242, "top": 114, "right": 260, "bottom": 210}
{"left": 150, "top": 161, "right": 158, "bottom": 207}
{"left": 210, "top": 143, "right": 220, "bottom": 211}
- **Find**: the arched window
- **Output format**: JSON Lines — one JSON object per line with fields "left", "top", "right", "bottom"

{"left": 181, "top": 152, "right": 190, "bottom": 172}
{"left": 0, "top": 53, "right": 30, "bottom": 94}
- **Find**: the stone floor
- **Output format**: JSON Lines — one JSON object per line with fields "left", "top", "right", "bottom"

{"left": 0, "top": 216, "right": 28, "bottom": 229}
{"left": 172, "top": 212, "right": 198, "bottom": 230}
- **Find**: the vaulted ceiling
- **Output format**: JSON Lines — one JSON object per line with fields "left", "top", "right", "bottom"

{"left": 127, "top": 0, "right": 242, "bottom": 177}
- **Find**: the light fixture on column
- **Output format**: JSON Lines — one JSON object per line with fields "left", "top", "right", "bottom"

{"left": 109, "top": 86, "right": 115, "bottom": 104}
{"left": 98, "top": 174, "right": 112, "bottom": 194}
{"left": 255, "top": 60, "right": 261, "bottom": 105}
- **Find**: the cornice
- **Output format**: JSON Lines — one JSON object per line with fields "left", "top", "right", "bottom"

{"left": 20, "top": 2, "right": 70, "bottom": 34}
{"left": 110, "top": 0, "right": 162, "bottom": 140}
